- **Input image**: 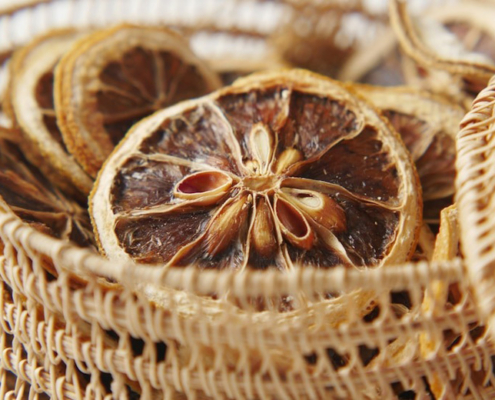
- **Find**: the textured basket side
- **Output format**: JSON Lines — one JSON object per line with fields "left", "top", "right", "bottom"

{"left": 0, "top": 0, "right": 293, "bottom": 107}
{"left": 1, "top": 210, "right": 494, "bottom": 399}
{"left": 0, "top": 282, "right": 99, "bottom": 399}
{"left": 456, "top": 75, "right": 495, "bottom": 339}
{"left": 1, "top": 264, "right": 495, "bottom": 400}
{"left": 0, "top": 0, "right": 442, "bottom": 95}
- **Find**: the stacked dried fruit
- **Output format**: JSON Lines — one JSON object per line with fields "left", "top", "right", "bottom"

{"left": 0, "top": 0, "right": 490, "bottom": 397}
{"left": 0, "top": 24, "right": 221, "bottom": 240}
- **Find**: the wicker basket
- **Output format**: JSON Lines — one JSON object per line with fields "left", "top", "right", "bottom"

{"left": 0, "top": 0, "right": 494, "bottom": 399}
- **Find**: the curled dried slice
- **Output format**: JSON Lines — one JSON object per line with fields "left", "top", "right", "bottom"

{"left": 420, "top": 204, "right": 461, "bottom": 399}
{"left": 389, "top": 0, "right": 495, "bottom": 96}
{"left": 91, "top": 69, "right": 422, "bottom": 272}
{"left": 55, "top": 24, "right": 222, "bottom": 178}
{"left": 5, "top": 29, "right": 93, "bottom": 196}
{"left": 0, "top": 138, "right": 94, "bottom": 248}
{"left": 352, "top": 84, "right": 464, "bottom": 223}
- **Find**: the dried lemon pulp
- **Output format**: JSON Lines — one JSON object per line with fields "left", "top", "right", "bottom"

{"left": 4, "top": 29, "right": 93, "bottom": 197}
{"left": 91, "top": 69, "right": 422, "bottom": 271}
{"left": 0, "top": 137, "right": 94, "bottom": 247}
{"left": 55, "top": 24, "right": 222, "bottom": 178}
{"left": 352, "top": 84, "right": 464, "bottom": 224}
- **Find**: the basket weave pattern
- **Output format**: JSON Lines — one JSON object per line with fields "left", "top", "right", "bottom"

{"left": 457, "top": 75, "right": 495, "bottom": 338}
{"left": 1, "top": 0, "right": 495, "bottom": 399}
{"left": 1, "top": 212, "right": 493, "bottom": 398}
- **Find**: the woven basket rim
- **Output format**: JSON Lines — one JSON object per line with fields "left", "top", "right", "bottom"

{"left": 0, "top": 210, "right": 465, "bottom": 298}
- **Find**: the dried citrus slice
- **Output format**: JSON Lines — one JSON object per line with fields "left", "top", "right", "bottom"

{"left": 420, "top": 206, "right": 485, "bottom": 398}
{"left": 389, "top": 0, "right": 495, "bottom": 96}
{"left": 5, "top": 29, "right": 94, "bottom": 196}
{"left": 55, "top": 24, "right": 222, "bottom": 178}
{"left": 0, "top": 137, "right": 94, "bottom": 248}
{"left": 352, "top": 84, "right": 464, "bottom": 223}
{"left": 91, "top": 69, "right": 421, "bottom": 271}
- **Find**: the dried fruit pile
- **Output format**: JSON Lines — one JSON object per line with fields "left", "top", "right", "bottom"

{"left": 0, "top": 0, "right": 491, "bottom": 396}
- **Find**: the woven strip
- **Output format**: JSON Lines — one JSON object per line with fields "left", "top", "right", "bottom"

{"left": 2, "top": 294, "right": 495, "bottom": 400}
{"left": 0, "top": 212, "right": 467, "bottom": 298}
{"left": 1, "top": 205, "right": 494, "bottom": 399}
{"left": 2, "top": 282, "right": 495, "bottom": 399}
{"left": 0, "top": 0, "right": 50, "bottom": 17}
{"left": 457, "top": 75, "right": 495, "bottom": 340}
{"left": 0, "top": 212, "right": 480, "bottom": 346}
{"left": 0, "top": 0, "right": 288, "bottom": 66}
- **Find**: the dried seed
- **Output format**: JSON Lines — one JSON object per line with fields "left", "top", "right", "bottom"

{"left": 274, "top": 148, "right": 303, "bottom": 175}
{"left": 249, "top": 123, "right": 274, "bottom": 174}
{"left": 174, "top": 170, "right": 233, "bottom": 205}
{"left": 274, "top": 195, "right": 314, "bottom": 250}
{"left": 205, "top": 193, "right": 251, "bottom": 257}
{"left": 282, "top": 188, "right": 347, "bottom": 233}
{"left": 251, "top": 197, "right": 278, "bottom": 257}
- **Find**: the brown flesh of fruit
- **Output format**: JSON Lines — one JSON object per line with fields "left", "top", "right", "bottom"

{"left": 384, "top": 110, "right": 455, "bottom": 202}
{"left": 300, "top": 127, "right": 400, "bottom": 204}
{"left": 110, "top": 86, "right": 407, "bottom": 270}
{"left": 96, "top": 47, "right": 212, "bottom": 147}
{"left": 35, "top": 71, "right": 69, "bottom": 151}
{"left": 139, "top": 105, "right": 242, "bottom": 174}
{"left": 0, "top": 141, "right": 94, "bottom": 247}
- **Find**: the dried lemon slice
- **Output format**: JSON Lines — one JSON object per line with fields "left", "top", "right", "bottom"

{"left": 91, "top": 69, "right": 421, "bottom": 271}
{"left": 352, "top": 84, "right": 464, "bottom": 223}
{"left": 389, "top": 0, "right": 495, "bottom": 96}
{"left": 5, "top": 29, "right": 94, "bottom": 197}
{"left": 0, "top": 138, "right": 94, "bottom": 247}
{"left": 55, "top": 24, "right": 222, "bottom": 178}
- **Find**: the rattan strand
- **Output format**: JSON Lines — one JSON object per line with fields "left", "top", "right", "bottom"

{"left": 0, "top": 212, "right": 479, "bottom": 349}
{"left": 1, "top": 206, "right": 493, "bottom": 399}
{"left": 457, "top": 76, "right": 495, "bottom": 340}
{"left": 2, "top": 278, "right": 495, "bottom": 399}
{"left": 0, "top": 212, "right": 467, "bottom": 298}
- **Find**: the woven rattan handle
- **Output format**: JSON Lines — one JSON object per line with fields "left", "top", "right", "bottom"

{"left": 456, "top": 75, "right": 495, "bottom": 335}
